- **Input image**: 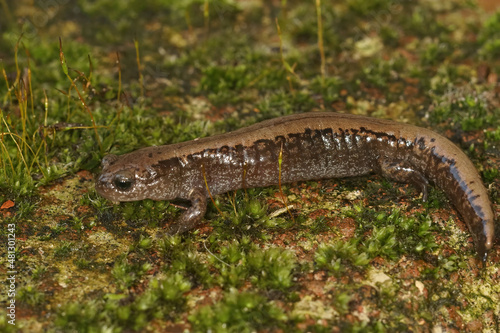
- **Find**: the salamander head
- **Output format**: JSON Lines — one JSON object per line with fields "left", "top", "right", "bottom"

{"left": 96, "top": 153, "right": 162, "bottom": 202}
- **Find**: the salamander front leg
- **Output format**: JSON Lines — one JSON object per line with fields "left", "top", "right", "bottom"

{"left": 378, "top": 159, "right": 429, "bottom": 201}
{"left": 165, "top": 188, "right": 207, "bottom": 235}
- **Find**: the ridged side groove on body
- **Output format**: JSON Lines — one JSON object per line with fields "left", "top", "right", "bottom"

{"left": 96, "top": 112, "right": 496, "bottom": 261}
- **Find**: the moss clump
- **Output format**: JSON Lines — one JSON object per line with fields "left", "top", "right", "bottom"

{"left": 55, "top": 272, "right": 191, "bottom": 332}
{"left": 189, "top": 289, "right": 288, "bottom": 332}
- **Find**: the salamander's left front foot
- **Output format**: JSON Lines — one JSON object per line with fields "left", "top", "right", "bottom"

{"left": 162, "top": 188, "right": 207, "bottom": 235}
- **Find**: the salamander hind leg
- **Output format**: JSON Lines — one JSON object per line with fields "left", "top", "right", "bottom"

{"left": 378, "top": 158, "right": 429, "bottom": 202}
{"left": 164, "top": 188, "right": 208, "bottom": 235}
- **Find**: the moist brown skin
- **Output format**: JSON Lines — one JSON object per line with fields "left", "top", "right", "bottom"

{"left": 96, "top": 112, "right": 495, "bottom": 261}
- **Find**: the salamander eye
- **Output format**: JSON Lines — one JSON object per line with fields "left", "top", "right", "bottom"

{"left": 113, "top": 172, "right": 134, "bottom": 191}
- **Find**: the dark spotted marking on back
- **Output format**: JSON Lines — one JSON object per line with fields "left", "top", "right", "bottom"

{"left": 358, "top": 127, "right": 403, "bottom": 145}
{"left": 416, "top": 137, "right": 426, "bottom": 150}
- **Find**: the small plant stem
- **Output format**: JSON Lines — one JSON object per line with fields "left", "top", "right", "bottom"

{"left": 1, "top": 117, "right": 29, "bottom": 171}
{"left": 204, "top": 0, "right": 210, "bottom": 37}
{"left": 201, "top": 163, "right": 224, "bottom": 216}
{"left": 275, "top": 18, "right": 295, "bottom": 93}
{"left": 185, "top": 8, "right": 193, "bottom": 35}
{"left": 316, "top": 0, "right": 326, "bottom": 85}
{"left": 87, "top": 54, "right": 93, "bottom": 92}
{"left": 116, "top": 52, "right": 122, "bottom": 103}
{"left": 2, "top": 67, "right": 12, "bottom": 105}
{"left": 42, "top": 90, "right": 49, "bottom": 166}
{"left": 281, "top": 0, "right": 288, "bottom": 21}
{"left": 0, "top": 0, "right": 13, "bottom": 27}
{"left": 59, "top": 38, "right": 102, "bottom": 153}
{"left": 134, "top": 39, "right": 144, "bottom": 99}
{"left": 26, "top": 48, "right": 34, "bottom": 122}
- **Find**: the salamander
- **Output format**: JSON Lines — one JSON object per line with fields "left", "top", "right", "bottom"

{"left": 96, "top": 112, "right": 495, "bottom": 261}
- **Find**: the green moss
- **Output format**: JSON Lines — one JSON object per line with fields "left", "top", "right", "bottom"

{"left": 17, "top": 285, "right": 45, "bottom": 306}
{"left": 482, "top": 167, "right": 499, "bottom": 184}
{"left": 346, "top": 0, "right": 394, "bottom": 16}
{"left": 30, "top": 265, "right": 47, "bottom": 281}
{"left": 56, "top": 272, "right": 191, "bottom": 331}
{"left": 315, "top": 239, "right": 370, "bottom": 275}
{"left": 169, "top": 250, "right": 215, "bottom": 287}
{"left": 206, "top": 238, "right": 255, "bottom": 289}
{"left": 0, "top": 310, "right": 17, "bottom": 332}
{"left": 76, "top": 0, "right": 240, "bottom": 44}
{"left": 199, "top": 64, "right": 255, "bottom": 105}
{"left": 37, "top": 226, "right": 62, "bottom": 241}
{"left": 189, "top": 289, "right": 288, "bottom": 332}
{"left": 361, "top": 56, "right": 407, "bottom": 89}
{"left": 157, "top": 234, "right": 186, "bottom": 256}
{"left": 331, "top": 206, "right": 439, "bottom": 262}
{"left": 160, "top": 235, "right": 297, "bottom": 292}
{"left": 428, "top": 88, "right": 500, "bottom": 133}
{"left": 365, "top": 209, "right": 438, "bottom": 259}
{"left": 112, "top": 254, "right": 152, "bottom": 289}
{"left": 53, "top": 241, "right": 74, "bottom": 258}
{"left": 105, "top": 199, "right": 173, "bottom": 230}
{"left": 142, "top": 272, "right": 192, "bottom": 313}
{"left": 247, "top": 247, "right": 296, "bottom": 291}
{"left": 402, "top": 5, "right": 451, "bottom": 38}
{"left": 136, "top": 234, "right": 153, "bottom": 250}
{"left": 55, "top": 300, "right": 105, "bottom": 332}
{"left": 308, "top": 216, "right": 334, "bottom": 234}
{"left": 256, "top": 90, "right": 317, "bottom": 119}
{"left": 74, "top": 258, "right": 92, "bottom": 269}
{"left": 10, "top": 197, "right": 37, "bottom": 220}
{"left": 310, "top": 76, "right": 344, "bottom": 104}
{"left": 478, "top": 11, "right": 500, "bottom": 59}
{"left": 308, "top": 320, "right": 387, "bottom": 333}
{"left": 205, "top": 189, "right": 293, "bottom": 242}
